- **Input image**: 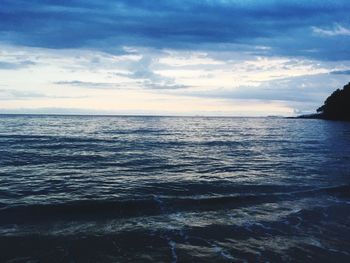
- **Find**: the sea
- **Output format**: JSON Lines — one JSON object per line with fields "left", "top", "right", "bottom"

{"left": 0, "top": 115, "right": 350, "bottom": 262}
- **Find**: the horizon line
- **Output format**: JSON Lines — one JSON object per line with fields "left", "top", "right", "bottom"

{"left": 0, "top": 113, "right": 291, "bottom": 118}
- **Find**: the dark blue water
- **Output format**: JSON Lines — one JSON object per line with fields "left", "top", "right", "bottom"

{"left": 0, "top": 115, "right": 350, "bottom": 262}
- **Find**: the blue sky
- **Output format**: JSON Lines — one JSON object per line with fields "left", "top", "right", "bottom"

{"left": 1, "top": 0, "right": 350, "bottom": 115}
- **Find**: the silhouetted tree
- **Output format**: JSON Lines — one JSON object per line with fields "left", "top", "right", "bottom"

{"left": 317, "top": 82, "right": 350, "bottom": 121}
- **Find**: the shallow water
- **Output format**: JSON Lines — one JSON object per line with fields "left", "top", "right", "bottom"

{"left": 0, "top": 115, "right": 350, "bottom": 262}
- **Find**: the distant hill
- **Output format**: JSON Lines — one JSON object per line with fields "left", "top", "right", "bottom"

{"left": 316, "top": 82, "right": 350, "bottom": 121}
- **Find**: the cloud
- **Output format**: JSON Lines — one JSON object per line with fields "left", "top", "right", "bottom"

{"left": 0, "top": 107, "right": 109, "bottom": 115}
{"left": 0, "top": 88, "right": 85, "bottom": 100}
{"left": 115, "top": 55, "right": 190, "bottom": 90}
{"left": 0, "top": 60, "right": 35, "bottom": 70}
{"left": 177, "top": 72, "right": 348, "bottom": 106}
{"left": 1, "top": 1, "right": 350, "bottom": 60}
{"left": 1, "top": 28, "right": 350, "bottom": 115}
{"left": 312, "top": 24, "right": 350, "bottom": 36}
{"left": 0, "top": 88, "right": 46, "bottom": 100}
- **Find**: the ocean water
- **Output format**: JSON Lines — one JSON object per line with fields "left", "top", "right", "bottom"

{"left": 0, "top": 115, "right": 350, "bottom": 262}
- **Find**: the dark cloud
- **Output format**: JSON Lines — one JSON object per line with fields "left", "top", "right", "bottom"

{"left": 53, "top": 80, "right": 122, "bottom": 89}
{"left": 330, "top": 69, "right": 350, "bottom": 75}
{"left": 143, "top": 82, "right": 189, "bottom": 90}
{"left": 1, "top": 1, "right": 350, "bottom": 60}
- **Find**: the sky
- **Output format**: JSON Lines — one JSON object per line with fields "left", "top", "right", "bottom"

{"left": 1, "top": 0, "right": 350, "bottom": 116}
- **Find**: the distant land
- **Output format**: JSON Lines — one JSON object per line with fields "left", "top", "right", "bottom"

{"left": 298, "top": 82, "right": 350, "bottom": 121}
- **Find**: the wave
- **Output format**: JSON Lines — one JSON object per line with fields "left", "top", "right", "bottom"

{"left": 1, "top": 184, "right": 349, "bottom": 224}
{"left": 0, "top": 192, "right": 285, "bottom": 224}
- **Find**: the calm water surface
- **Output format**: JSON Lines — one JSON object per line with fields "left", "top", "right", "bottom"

{"left": 0, "top": 115, "right": 350, "bottom": 262}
